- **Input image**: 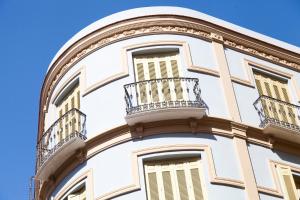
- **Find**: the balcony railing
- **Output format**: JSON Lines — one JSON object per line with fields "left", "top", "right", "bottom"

{"left": 36, "top": 108, "right": 86, "bottom": 171}
{"left": 124, "top": 77, "right": 207, "bottom": 124}
{"left": 253, "top": 95, "right": 300, "bottom": 132}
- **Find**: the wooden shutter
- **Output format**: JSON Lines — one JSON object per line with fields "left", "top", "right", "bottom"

{"left": 277, "top": 166, "right": 298, "bottom": 200}
{"left": 133, "top": 52, "right": 183, "bottom": 104}
{"left": 56, "top": 83, "right": 80, "bottom": 141}
{"left": 144, "top": 158, "right": 205, "bottom": 200}
{"left": 254, "top": 71, "right": 297, "bottom": 125}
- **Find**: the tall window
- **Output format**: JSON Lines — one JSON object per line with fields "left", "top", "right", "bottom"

{"left": 254, "top": 71, "right": 297, "bottom": 125}
{"left": 133, "top": 52, "right": 185, "bottom": 104}
{"left": 56, "top": 83, "right": 81, "bottom": 141}
{"left": 277, "top": 166, "right": 300, "bottom": 200}
{"left": 144, "top": 158, "right": 205, "bottom": 200}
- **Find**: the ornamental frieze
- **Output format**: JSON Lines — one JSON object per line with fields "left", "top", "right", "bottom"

{"left": 44, "top": 20, "right": 300, "bottom": 114}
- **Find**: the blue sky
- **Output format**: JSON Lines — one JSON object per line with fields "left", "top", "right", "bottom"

{"left": 0, "top": 0, "right": 299, "bottom": 199}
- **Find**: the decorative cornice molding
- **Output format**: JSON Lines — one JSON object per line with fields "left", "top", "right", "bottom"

{"left": 224, "top": 40, "right": 300, "bottom": 70}
{"left": 38, "top": 15, "right": 300, "bottom": 139}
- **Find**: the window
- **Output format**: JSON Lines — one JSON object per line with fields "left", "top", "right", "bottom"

{"left": 60, "top": 182, "right": 86, "bottom": 200}
{"left": 277, "top": 166, "right": 300, "bottom": 200}
{"left": 254, "top": 71, "right": 298, "bottom": 125}
{"left": 56, "top": 83, "right": 81, "bottom": 141}
{"left": 133, "top": 52, "right": 185, "bottom": 104}
{"left": 144, "top": 158, "right": 205, "bottom": 200}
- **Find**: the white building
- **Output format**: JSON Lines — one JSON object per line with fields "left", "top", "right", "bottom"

{"left": 34, "top": 7, "right": 300, "bottom": 200}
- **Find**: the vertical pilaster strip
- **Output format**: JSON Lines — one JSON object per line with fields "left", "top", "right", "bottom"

{"left": 211, "top": 34, "right": 241, "bottom": 122}
{"left": 232, "top": 123, "right": 260, "bottom": 200}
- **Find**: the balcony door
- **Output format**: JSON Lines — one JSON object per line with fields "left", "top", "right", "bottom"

{"left": 254, "top": 71, "right": 297, "bottom": 125}
{"left": 57, "top": 83, "right": 80, "bottom": 141}
{"left": 133, "top": 52, "right": 185, "bottom": 105}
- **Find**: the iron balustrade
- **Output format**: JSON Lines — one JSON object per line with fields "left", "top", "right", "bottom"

{"left": 36, "top": 108, "right": 86, "bottom": 170}
{"left": 253, "top": 95, "right": 300, "bottom": 131}
{"left": 124, "top": 77, "right": 207, "bottom": 115}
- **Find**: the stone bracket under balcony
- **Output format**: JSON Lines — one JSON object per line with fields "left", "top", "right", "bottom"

{"left": 124, "top": 77, "right": 208, "bottom": 126}
{"left": 36, "top": 108, "right": 87, "bottom": 180}
{"left": 254, "top": 95, "right": 300, "bottom": 143}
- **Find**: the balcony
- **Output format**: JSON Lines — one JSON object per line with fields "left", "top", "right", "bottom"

{"left": 254, "top": 95, "right": 300, "bottom": 142}
{"left": 124, "top": 77, "right": 207, "bottom": 125}
{"left": 36, "top": 108, "right": 86, "bottom": 180}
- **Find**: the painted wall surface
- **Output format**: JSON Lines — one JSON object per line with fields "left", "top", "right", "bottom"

{"left": 50, "top": 134, "right": 243, "bottom": 199}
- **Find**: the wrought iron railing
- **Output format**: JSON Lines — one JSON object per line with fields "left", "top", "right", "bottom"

{"left": 36, "top": 108, "right": 86, "bottom": 170}
{"left": 124, "top": 77, "right": 207, "bottom": 115}
{"left": 253, "top": 95, "right": 300, "bottom": 131}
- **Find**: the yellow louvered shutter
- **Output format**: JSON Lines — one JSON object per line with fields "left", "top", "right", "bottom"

{"left": 56, "top": 83, "right": 80, "bottom": 141}
{"left": 133, "top": 52, "right": 183, "bottom": 104}
{"left": 254, "top": 71, "right": 297, "bottom": 125}
{"left": 277, "top": 166, "right": 298, "bottom": 200}
{"left": 144, "top": 158, "right": 206, "bottom": 200}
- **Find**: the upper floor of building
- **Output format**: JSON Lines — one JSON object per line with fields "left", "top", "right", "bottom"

{"left": 35, "top": 6, "right": 300, "bottom": 185}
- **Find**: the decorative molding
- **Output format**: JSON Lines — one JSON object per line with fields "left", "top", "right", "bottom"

{"left": 95, "top": 144, "right": 244, "bottom": 200}
{"left": 37, "top": 116, "right": 300, "bottom": 199}
{"left": 213, "top": 41, "right": 242, "bottom": 122}
{"left": 224, "top": 40, "right": 300, "bottom": 70}
{"left": 38, "top": 16, "right": 300, "bottom": 140}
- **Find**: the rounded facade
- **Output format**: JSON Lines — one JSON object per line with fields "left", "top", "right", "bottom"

{"left": 35, "top": 7, "right": 300, "bottom": 200}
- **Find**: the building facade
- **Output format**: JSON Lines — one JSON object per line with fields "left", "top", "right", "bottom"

{"left": 34, "top": 7, "right": 300, "bottom": 200}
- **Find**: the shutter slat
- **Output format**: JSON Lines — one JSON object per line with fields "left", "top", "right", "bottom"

{"left": 148, "top": 62, "right": 159, "bottom": 102}
{"left": 160, "top": 61, "right": 171, "bottom": 101}
{"left": 171, "top": 60, "right": 183, "bottom": 100}
{"left": 162, "top": 171, "right": 174, "bottom": 200}
{"left": 177, "top": 170, "right": 189, "bottom": 200}
{"left": 191, "top": 168, "right": 204, "bottom": 200}
{"left": 137, "top": 63, "right": 147, "bottom": 104}
{"left": 148, "top": 172, "right": 159, "bottom": 200}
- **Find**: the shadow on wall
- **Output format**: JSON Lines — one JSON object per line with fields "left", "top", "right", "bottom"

{"left": 274, "top": 150, "right": 300, "bottom": 166}
{"left": 131, "top": 132, "right": 217, "bottom": 142}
